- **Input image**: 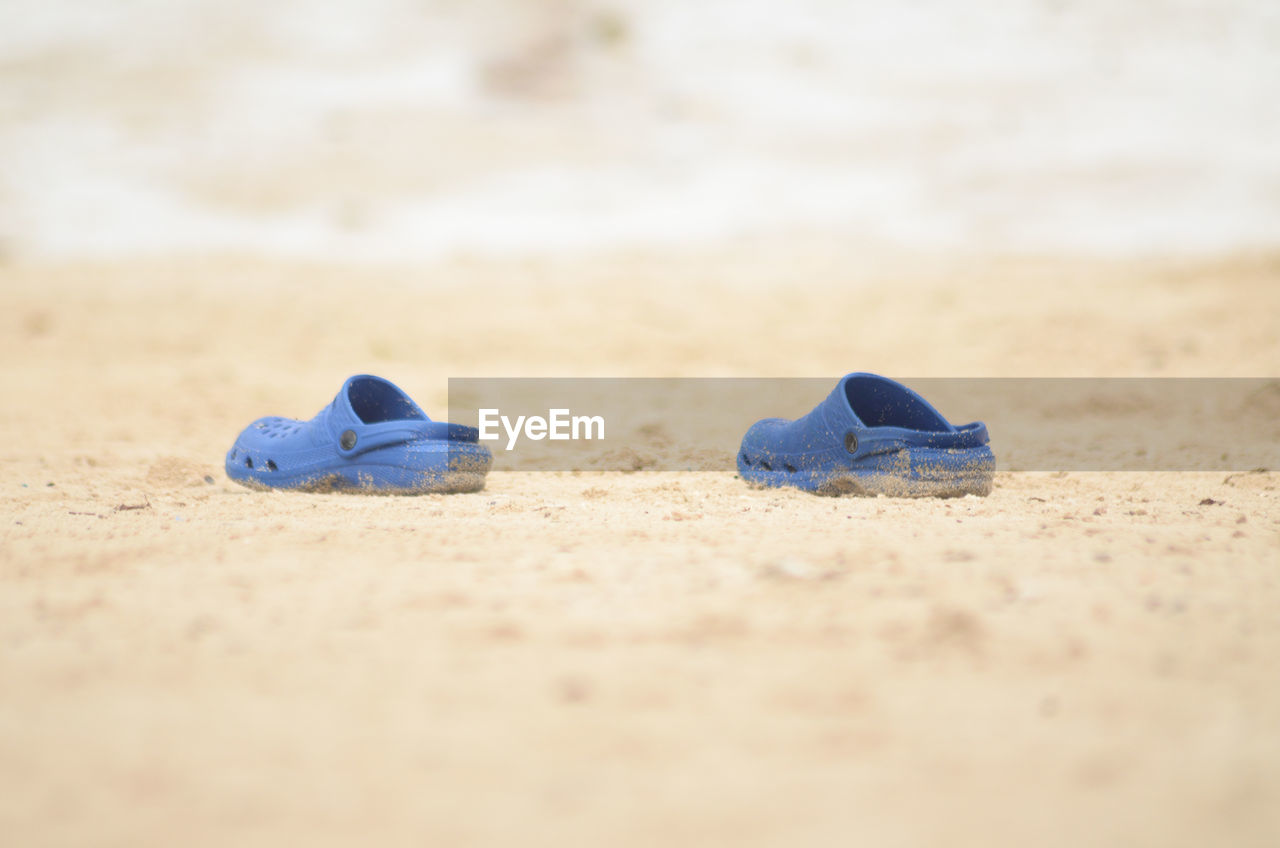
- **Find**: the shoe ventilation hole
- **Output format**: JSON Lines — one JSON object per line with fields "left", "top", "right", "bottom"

{"left": 784, "top": 462, "right": 797, "bottom": 473}
{"left": 266, "top": 459, "right": 278, "bottom": 471}
{"left": 244, "top": 457, "right": 253, "bottom": 469}
{"left": 257, "top": 421, "right": 299, "bottom": 440}
{"left": 760, "top": 460, "right": 772, "bottom": 471}
{"left": 740, "top": 452, "right": 752, "bottom": 466}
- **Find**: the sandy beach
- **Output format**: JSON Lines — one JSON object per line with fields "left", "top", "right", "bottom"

{"left": 4, "top": 0, "right": 1280, "bottom": 844}
{"left": 2, "top": 249, "right": 1278, "bottom": 846}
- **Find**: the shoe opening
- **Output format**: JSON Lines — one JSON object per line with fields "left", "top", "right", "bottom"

{"left": 843, "top": 375, "right": 952, "bottom": 432}
{"left": 348, "top": 377, "right": 427, "bottom": 424}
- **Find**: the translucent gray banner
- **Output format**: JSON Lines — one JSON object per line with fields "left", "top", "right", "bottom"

{"left": 447, "top": 379, "right": 1279, "bottom": 472}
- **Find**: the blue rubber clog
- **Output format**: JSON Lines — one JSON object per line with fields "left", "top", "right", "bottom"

{"left": 737, "top": 373, "right": 994, "bottom": 497}
{"left": 226, "top": 375, "right": 491, "bottom": 494}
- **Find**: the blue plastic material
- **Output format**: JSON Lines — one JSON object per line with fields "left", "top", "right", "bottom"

{"left": 738, "top": 373, "right": 994, "bottom": 497}
{"left": 226, "top": 375, "right": 491, "bottom": 493}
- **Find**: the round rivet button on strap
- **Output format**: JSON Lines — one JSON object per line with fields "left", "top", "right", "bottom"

{"left": 340, "top": 430, "right": 358, "bottom": 450}
{"left": 844, "top": 431, "right": 858, "bottom": 454}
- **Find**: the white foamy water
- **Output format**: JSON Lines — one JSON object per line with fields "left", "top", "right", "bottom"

{"left": 1, "top": 0, "right": 1277, "bottom": 260}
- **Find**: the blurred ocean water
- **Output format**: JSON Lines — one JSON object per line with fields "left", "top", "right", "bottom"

{"left": 0, "top": 0, "right": 1276, "bottom": 261}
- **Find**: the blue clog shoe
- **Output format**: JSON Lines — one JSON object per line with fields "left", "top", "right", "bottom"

{"left": 226, "top": 375, "right": 491, "bottom": 494}
{"left": 737, "top": 373, "right": 994, "bottom": 497}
